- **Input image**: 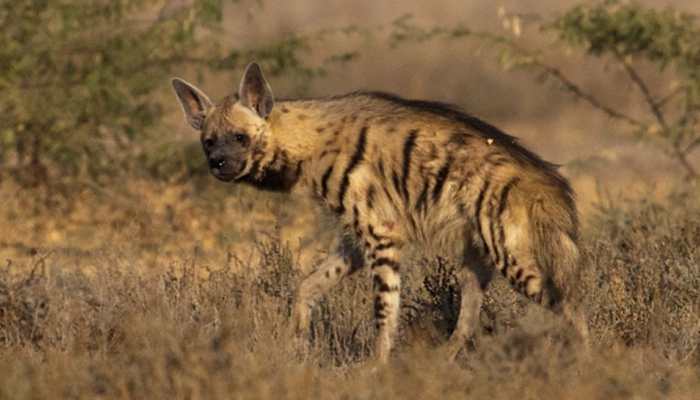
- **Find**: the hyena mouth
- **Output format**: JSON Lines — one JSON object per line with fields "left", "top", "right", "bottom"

{"left": 210, "top": 159, "right": 247, "bottom": 182}
{"left": 232, "top": 160, "right": 249, "bottom": 180}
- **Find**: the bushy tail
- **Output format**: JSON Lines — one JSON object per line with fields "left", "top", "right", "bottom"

{"left": 529, "top": 197, "right": 580, "bottom": 306}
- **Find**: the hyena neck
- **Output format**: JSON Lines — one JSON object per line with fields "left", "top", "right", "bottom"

{"left": 241, "top": 147, "right": 303, "bottom": 192}
{"left": 268, "top": 100, "right": 333, "bottom": 159}
{"left": 241, "top": 100, "right": 334, "bottom": 192}
{"left": 241, "top": 100, "right": 329, "bottom": 192}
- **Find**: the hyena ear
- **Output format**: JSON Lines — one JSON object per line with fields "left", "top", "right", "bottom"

{"left": 171, "top": 78, "right": 213, "bottom": 131}
{"left": 238, "top": 62, "right": 274, "bottom": 118}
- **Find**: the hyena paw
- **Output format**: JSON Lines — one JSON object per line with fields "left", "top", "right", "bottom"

{"left": 291, "top": 334, "right": 311, "bottom": 360}
{"left": 291, "top": 303, "right": 311, "bottom": 337}
{"left": 439, "top": 339, "right": 464, "bottom": 362}
{"left": 443, "top": 333, "right": 477, "bottom": 362}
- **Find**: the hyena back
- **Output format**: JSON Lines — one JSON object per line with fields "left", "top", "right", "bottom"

{"left": 172, "top": 63, "right": 588, "bottom": 363}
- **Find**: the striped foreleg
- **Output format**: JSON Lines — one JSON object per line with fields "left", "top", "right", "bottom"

{"left": 292, "top": 239, "right": 364, "bottom": 338}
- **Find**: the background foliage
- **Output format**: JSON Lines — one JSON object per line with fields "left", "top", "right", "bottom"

{"left": 391, "top": 0, "right": 700, "bottom": 181}
{"left": 1, "top": 1, "right": 699, "bottom": 398}
{"left": 0, "top": 0, "right": 324, "bottom": 187}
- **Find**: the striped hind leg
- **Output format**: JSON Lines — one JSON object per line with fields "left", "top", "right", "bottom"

{"left": 562, "top": 302, "right": 590, "bottom": 347}
{"left": 445, "top": 270, "right": 483, "bottom": 359}
{"left": 446, "top": 255, "right": 493, "bottom": 359}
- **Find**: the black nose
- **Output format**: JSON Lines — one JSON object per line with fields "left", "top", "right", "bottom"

{"left": 209, "top": 157, "right": 226, "bottom": 169}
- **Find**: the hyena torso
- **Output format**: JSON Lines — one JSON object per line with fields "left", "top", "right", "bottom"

{"left": 173, "top": 63, "right": 588, "bottom": 363}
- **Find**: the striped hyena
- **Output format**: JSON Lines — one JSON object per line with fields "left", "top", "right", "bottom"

{"left": 172, "top": 62, "right": 589, "bottom": 363}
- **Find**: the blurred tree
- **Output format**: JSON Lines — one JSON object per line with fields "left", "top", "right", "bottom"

{"left": 548, "top": 1, "right": 700, "bottom": 181}
{"left": 0, "top": 0, "right": 319, "bottom": 187}
{"left": 391, "top": 1, "right": 700, "bottom": 182}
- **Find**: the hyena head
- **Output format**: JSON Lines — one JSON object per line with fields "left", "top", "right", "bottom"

{"left": 171, "top": 62, "right": 274, "bottom": 182}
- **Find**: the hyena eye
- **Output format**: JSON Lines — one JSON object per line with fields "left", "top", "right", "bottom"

{"left": 202, "top": 137, "right": 215, "bottom": 149}
{"left": 234, "top": 133, "right": 249, "bottom": 145}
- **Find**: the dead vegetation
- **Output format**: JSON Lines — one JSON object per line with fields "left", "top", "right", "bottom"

{"left": 2, "top": 1, "right": 699, "bottom": 398}
{"left": 1, "top": 180, "right": 698, "bottom": 399}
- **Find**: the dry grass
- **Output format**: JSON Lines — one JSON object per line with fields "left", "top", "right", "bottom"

{"left": 2, "top": 2, "right": 699, "bottom": 398}
{"left": 1, "top": 178, "right": 698, "bottom": 399}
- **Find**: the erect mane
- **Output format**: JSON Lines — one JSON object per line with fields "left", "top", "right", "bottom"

{"left": 354, "top": 91, "right": 574, "bottom": 200}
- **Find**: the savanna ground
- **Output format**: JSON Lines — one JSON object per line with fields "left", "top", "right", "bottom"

{"left": 2, "top": 1, "right": 700, "bottom": 399}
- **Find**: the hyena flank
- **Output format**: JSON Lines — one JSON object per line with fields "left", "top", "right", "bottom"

{"left": 172, "top": 62, "right": 589, "bottom": 363}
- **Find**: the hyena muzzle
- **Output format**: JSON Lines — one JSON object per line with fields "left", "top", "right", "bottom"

{"left": 172, "top": 62, "right": 590, "bottom": 363}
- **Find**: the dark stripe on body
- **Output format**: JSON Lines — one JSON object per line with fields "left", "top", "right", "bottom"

{"left": 320, "top": 164, "right": 335, "bottom": 199}
{"left": 474, "top": 178, "right": 492, "bottom": 257}
{"left": 366, "top": 185, "right": 376, "bottom": 210}
{"left": 319, "top": 149, "right": 340, "bottom": 159}
{"left": 352, "top": 205, "right": 360, "bottom": 233}
{"left": 489, "top": 202, "right": 501, "bottom": 267}
{"left": 401, "top": 130, "right": 419, "bottom": 202}
{"left": 382, "top": 185, "right": 399, "bottom": 209}
{"left": 497, "top": 178, "right": 520, "bottom": 216}
{"left": 415, "top": 178, "right": 430, "bottom": 212}
{"left": 367, "top": 224, "right": 382, "bottom": 242}
{"left": 496, "top": 177, "right": 520, "bottom": 273}
{"left": 391, "top": 172, "right": 401, "bottom": 199}
{"left": 377, "top": 158, "right": 385, "bottom": 178}
{"left": 336, "top": 127, "right": 368, "bottom": 213}
{"left": 432, "top": 156, "right": 452, "bottom": 202}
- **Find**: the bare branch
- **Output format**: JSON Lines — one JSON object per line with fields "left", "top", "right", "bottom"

{"left": 468, "top": 31, "right": 646, "bottom": 129}
{"left": 465, "top": 26, "right": 698, "bottom": 180}
{"left": 617, "top": 54, "right": 671, "bottom": 134}
{"left": 657, "top": 85, "right": 685, "bottom": 109}
{"left": 613, "top": 55, "right": 700, "bottom": 180}
{"left": 534, "top": 61, "right": 646, "bottom": 128}
{"left": 686, "top": 137, "right": 700, "bottom": 154}
{"left": 675, "top": 149, "right": 698, "bottom": 179}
